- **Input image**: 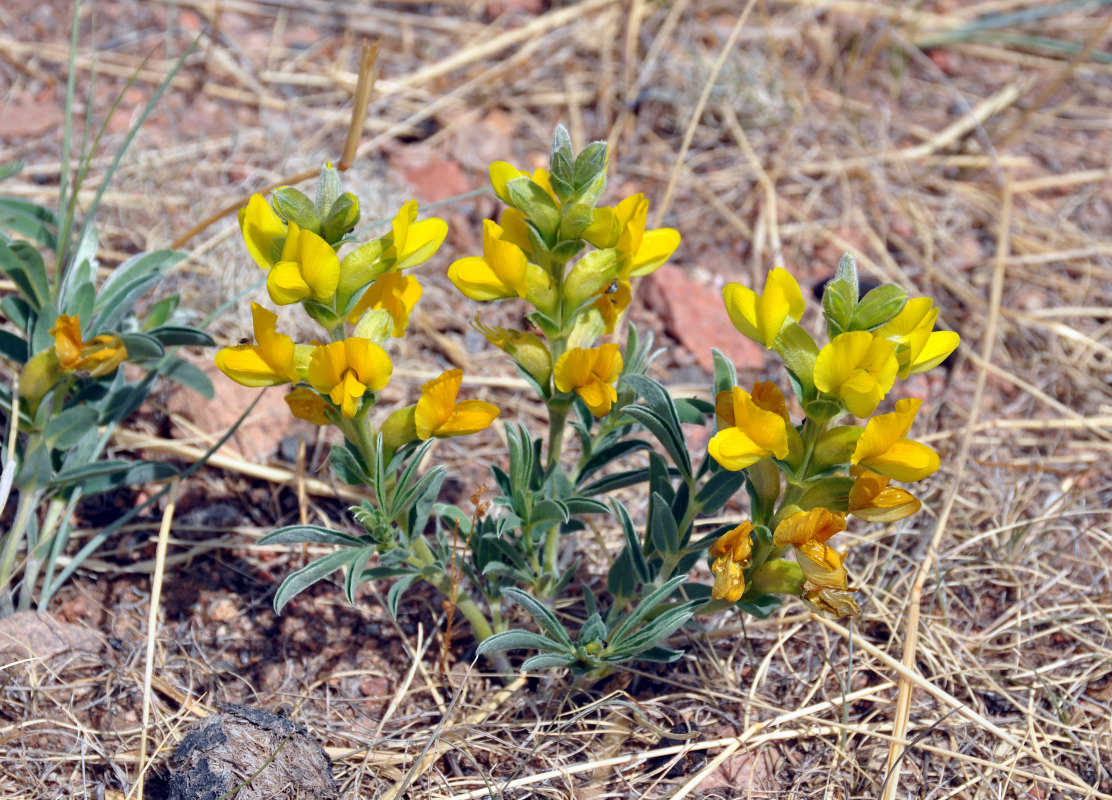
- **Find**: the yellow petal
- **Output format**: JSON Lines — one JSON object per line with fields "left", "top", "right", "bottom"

{"left": 707, "top": 427, "right": 771, "bottom": 472}
{"left": 722, "top": 283, "right": 764, "bottom": 346}
{"left": 415, "top": 369, "right": 463, "bottom": 439}
{"left": 447, "top": 256, "right": 516, "bottom": 301}
{"left": 554, "top": 347, "right": 595, "bottom": 393}
{"left": 296, "top": 228, "right": 340, "bottom": 301}
{"left": 711, "top": 555, "right": 746, "bottom": 602}
{"left": 910, "top": 330, "right": 959, "bottom": 374}
{"left": 344, "top": 338, "right": 393, "bottom": 393}
{"left": 240, "top": 194, "right": 286, "bottom": 270}
{"left": 433, "top": 400, "right": 500, "bottom": 438}
{"left": 267, "top": 261, "right": 311, "bottom": 305}
{"left": 490, "top": 161, "right": 526, "bottom": 205}
{"left": 395, "top": 217, "right": 448, "bottom": 270}
{"left": 576, "top": 378, "right": 617, "bottom": 417}
{"left": 627, "top": 227, "right": 680, "bottom": 277}
{"left": 216, "top": 346, "right": 290, "bottom": 387}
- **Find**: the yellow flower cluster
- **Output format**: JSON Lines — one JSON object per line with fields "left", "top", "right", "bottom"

{"left": 447, "top": 147, "right": 679, "bottom": 419}
{"left": 707, "top": 264, "right": 958, "bottom": 617}
{"left": 216, "top": 177, "right": 499, "bottom": 445}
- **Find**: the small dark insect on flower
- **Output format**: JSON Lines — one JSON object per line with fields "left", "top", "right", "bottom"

{"left": 238, "top": 337, "right": 251, "bottom": 346}
{"left": 604, "top": 280, "right": 620, "bottom": 294}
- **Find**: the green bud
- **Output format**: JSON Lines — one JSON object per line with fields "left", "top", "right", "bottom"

{"left": 746, "top": 559, "right": 805, "bottom": 598}
{"left": 796, "top": 476, "right": 854, "bottom": 513}
{"left": 315, "top": 162, "right": 343, "bottom": 219}
{"left": 572, "top": 141, "right": 607, "bottom": 192}
{"left": 563, "top": 248, "right": 619, "bottom": 309}
{"left": 19, "top": 347, "right": 63, "bottom": 418}
{"left": 566, "top": 308, "right": 605, "bottom": 351}
{"left": 321, "top": 192, "right": 360, "bottom": 244}
{"left": 353, "top": 308, "right": 393, "bottom": 346}
{"left": 336, "top": 239, "right": 389, "bottom": 312}
{"left": 810, "top": 425, "right": 864, "bottom": 473}
{"left": 507, "top": 178, "right": 561, "bottom": 239}
{"left": 272, "top": 187, "right": 322, "bottom": 235}
{"left": 851, "top": 284, "right": 908, "bottom": 331}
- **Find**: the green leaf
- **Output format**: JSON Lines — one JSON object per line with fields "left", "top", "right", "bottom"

{"left": 322, "top": 192, "right": 360, "bottom": 243}
{"left": 796, "top": 476, "right": 854, "bottom": 513}
{"left": 272, "top": 550, "right": 352, "bottom": 613}
{"left": 260, "top": 524, "right": 367, "bottom": 547}
{"left": 344, "top": 546, "right": 376, "bottom": 604}
{"left": 609, "top": 575, "right": 688, "bottom": 644}
{"left": 475, "top": 630, "right": 570, "bottom": 656}
{"left": 576, "top": 440, "right": 652, "bottom": 487}
{"left": 834, "top": 252, "right": 859, "bottom": 298}
{"left": 65, "top": 280, "right": 95, "bottom": 326}
{"left": 71, "top": 461, "right": 178, "bottom": 496}
{"left": 648, "top": 492, "right": 679, "bottom": 557}
{"left": 811, "top": 425, "right": 863, "bottom": 473}
{"left": 623, "top": 375, "right": 692, "bottom": 478}
{"left": 44, "top": 406, "right": 99, "bottom": 450}
{"left": 330, "top": 443, "right": 369, "bottom": 486}
{"left": 521, "top": 653, "right": 575, "bottom": 670}
{"left": 530, "top": 498, "right": 570, "bottom": 525}
{"left": 96, "top": 250, "right": 184, "bottom": 307}
{"left": 156, "top": 358, "right": 213, "bottom": 399}
{"left": 501, "top": 587, "right": 574, "bottom": 648}
{"left": 580, "top": 468, "right": 649, "bottom": 496}
{"left": 694, "top": 469, "right": 745, "bottom": 515}
{"left": 146, "top": 326, "right": 215, "bottom": 347}
{"left": 90, "top": 273, "right": 164, "bottom": 333}
{"left": 614, "top": 500, "right": 651, "bottom": 584}
{"left": 120, "top": 332, "right": 165, "bottom": 361}
{"left": 563, "top": 496, "right": 609, "bottom": 515}
{"left": 0, "top": 330, "right": 28, "bottom": 363}
{"left": 737, "top": 594, "right": 783, "bottom": 619}
{"left": 1, "top": 296, "right": 33, "bottom": 331}
{"left": 0, "top": 240, "right": 49, "bottom": 312}
{"left": 141, "top": 295, "right": 179, "bottom": 330}
{"left": 0, "top": 196, "right": 58, "bottom": 249}
{"left": 507, "top": 178, "right": 560, "bottom": 238}
{"left": 607, "top": 548, "right": 636, "bottom": 600}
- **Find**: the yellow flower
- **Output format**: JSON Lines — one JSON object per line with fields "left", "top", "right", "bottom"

{"left": 848, "top": 464, "right": 921, "bottom": 522}
{"left": 347, "top": 272, "right": 423, "bottom": 335}
{"left": 415, "top": 369, "right": 500, "bottom": 440}
{"left": 308, "top": 338, "right": 392, "bottom": 418}
{"left": 612, "top": 193, "right": 680, "bottom": 279}
{"left": 499, "top": 208, "right": 534, "bottom": 255}
{"left": 389, "top": 200, "right": 449, "bottom": 270}
{"left": 708, "top": 385, "right": 789, "bottom": 471}
{"left": 813, "top": 331, "right": 898, "bottom": 418}
{"left": 286, "top": 387, "right": 331, "bottom": 425}
{"left": 239, "top": 193, "right": 287, "bottom": 270}
{"left": 722, "top": 268, "right": 805, "bottom": 348}
{"left": 215, "top": 303, "right": 303, "bottom": 387}
{"left": 554, "top": 343, "right": 623, "bottom": 416}
{"left": 773, "top": 509, "right": 849, "bottom": 590}
{"left": 265, "top": 221, "right": 340, "bottom": 306}
{"left": 448, "top": 219, "right": 553, "bottom": 306}
{"left": 592, "top": 280, "right": 632, "bottom": 335}
{"left": 750, "top": 380, "right": 791, "bottom": 423}
{"left": 877, "top": 297, "right": 960, "bottom": 378}
{"left": 709, "top": 521, "right": 754, "bottom": 602}
{"left": 50, "top": 315, "right": 127, "bottom": 377}
{"left": 851, "top": 397, "right": 940, "bottom": 482}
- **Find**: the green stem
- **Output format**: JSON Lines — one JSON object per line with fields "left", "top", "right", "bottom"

{"left": 408, "top": 536, "right": 495, "bottom": 642}
{"left": 545, "top": 404, "right": 568, "bottom": 471}
{"left": 17, "top": 496, "right": 66, "bottom": 611}
{"left": 0, "top": 488, "right": 40, "bottom": 613}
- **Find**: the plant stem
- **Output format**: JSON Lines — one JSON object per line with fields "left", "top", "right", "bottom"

{"left": 408, "top": 536, "right": 495, "bottom": 641}
{"left": 545, "top": 404, "right": 568, "bottom": 470}
{"left": 17, "top": 496, "right": 66, "bottom": 611}
{"left": 0, "top": 488, "right": 39, "bottom": 614}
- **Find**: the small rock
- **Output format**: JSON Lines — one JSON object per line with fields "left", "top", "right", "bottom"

{"left": 642, "top": 265, "right": 764, "bottom": 375}
{"left": 0, "top": 611, "right": 103, "bottom": 668}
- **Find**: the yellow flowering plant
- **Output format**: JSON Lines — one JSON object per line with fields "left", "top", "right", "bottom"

{"left": 249, "top": 129, "right": 956, "bottom": 678}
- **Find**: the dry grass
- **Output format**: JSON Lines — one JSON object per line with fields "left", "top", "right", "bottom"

{"left": 2, "top": 0, "right": 1112, "bottom": 797}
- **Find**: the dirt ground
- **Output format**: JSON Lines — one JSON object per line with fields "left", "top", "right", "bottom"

{"left": 2, "top": 1, "right": 1112, "bottom": 798}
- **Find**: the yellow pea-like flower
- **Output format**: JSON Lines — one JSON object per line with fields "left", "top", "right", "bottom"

{"left": 415, "top": 369, "right": 500, "bottom": 440}
{"left": 851, "top": 397, "right": 940, "bottom": 482}
{"left": 773, "top": 509, "right": 849, "bottom": 591}
{"left": 722, "top": 268, "right": 805, "bottom": 348}
{"left": 239, "top": 193, "right": 287, "bottom": 271}
{"left": 847, "top": 465, "right": 921, "bottom": 522}
{"left": 347, "top": 272, "right": 423, "bottom": 336}
{"left": 389, "top": 199, "right": 449, "bottom": 270}
{"left": 553, "top": 343, "right": 623, "bottom": 417}
{"left": 813, "top": 331, "right": 898, "bottom": 418}
{"left": 877, "top": 296, "right": 960, "bottom": 378}
{"left": 307, "top": 337, "right": 392, "bottom": 419}
{"left": 214, "top": 303, "right": 304, "bottom": 387}
{"left": 447, "top": 219, "right": 530, "bottom": 301}
{"left": 708, "top": 521, "right": 755, "bottom": 602}
{"left": 708, "top": 385, "right": 789, "bottom": 471}
{"left": 611, "top": 193, "right": 680, "bottom": 279}
{"left": 591, "top": 279, "right": 632, "bottom": 335}
{"left": 265, "top": 221, "right": 340, "bottom": 306}
{"left": 50, "top": 314, "right": 127, "bottom": 378}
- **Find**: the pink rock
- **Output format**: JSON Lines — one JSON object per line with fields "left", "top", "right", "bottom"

{"left": 387, "top": 144, "right": 472, "bottom": 204}
{"left": 643, "top": 265, "right": 764, "bottom": 375}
